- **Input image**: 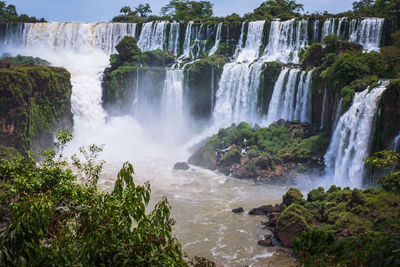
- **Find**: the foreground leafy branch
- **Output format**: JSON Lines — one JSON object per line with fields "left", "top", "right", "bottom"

{"left": 0, "top": 135, "right": 187, "bottom": 266}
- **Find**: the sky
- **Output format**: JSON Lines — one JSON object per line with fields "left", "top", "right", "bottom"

{"left": 8, "top": 0, "right": 354, "bottom": 22}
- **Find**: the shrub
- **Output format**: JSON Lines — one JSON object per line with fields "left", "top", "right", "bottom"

{"left": 301, "top": 43, "right": 324, "bottom": 68}
{"left": 323, "top": 34, "right": 340, "bottom": 53}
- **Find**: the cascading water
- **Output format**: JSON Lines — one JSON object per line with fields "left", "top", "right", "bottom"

{"left": 349, "top": 17, "right": 384, "bottom": 52}
{"left": 182, "top": 21, "right": 193, "bottom": 58}
{"left": 264, "top": 68, "right": 313, "bottom": 125}
{"left": 22, "top": 22, "right": 136, "bottom": 54}
{"left": 137, "top": 21, "right": 167, "bottom": 52}
{"left": 333, "top": 98, "right": 343, "bottom": 129}
{"left": 312, "top": 20, "right": 319, "bottom": 43}
{"left": 212, "top": 21, "right": 265, "bottom": 127}
{"left": 161, "top": 68, "right": 187, "bottom": 143}
{"left": 393, "top": 132, "right": 400, "bottom": 151}
{"left": 213, "top": 62, "right": 264, "bottom": 125}
{"left": 320, "top": 88, "right": 327, "bottom": 129}
{"left": 209, "top": 23, "right": 222, "bottom": 56}
{"left": 321, "top": 18, "right": 336, "bottom": 41}
{"left": 236, "top": 20, "right": 265, "bottom": 62}
{"left": 324, "top": 81, "right": 389, "bottom": 188}
{"left": 167, "top": 22, "right": 180, "bottom": 56}
{"left": 263, "top": 19, "right": 308, "bottom": 64}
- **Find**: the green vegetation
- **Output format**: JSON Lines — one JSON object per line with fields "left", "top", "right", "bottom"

{"left": 0, "top": 0, "right": 45, "bottom": 22}
{"left": 0, "top": 133, "right": 188, "bottom": 266}
{"left": 2, "top": 55, "right": 51, "bottom": 66}
{"left": 0, "top": 59, "right": 72, "bottom": 155}
{"left": 302, "top": 32, "right": 400, "bottom": 114}
{"left": 161, "top": 0, "right": 214, "bottom": 21}
{"left": 245, "top": 0, "right": 303, "bottom": 20}
{"left": 279, "top": 150, "right": 400, "bottom": 266}
{"left": 113, "top": 3, "right": 153, "bottom": 23}
{"left": 201, "top": 121, "right": 329, "bottom": 172}
{"left": 102, "top": 36, "right": 173, "bottom": 109}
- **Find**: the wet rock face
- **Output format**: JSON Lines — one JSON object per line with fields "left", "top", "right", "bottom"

{"left": 187, "top": 146, "right": 217, "bottom": 170}
{"left": 173, "top": 162, "right": 190, "bottom": 170}
{"left": 373, "top": 78, "right": 400, "bottom": 152}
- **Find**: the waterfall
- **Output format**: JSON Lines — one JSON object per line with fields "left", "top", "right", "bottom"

{"left": 295, "top": 70, "right": 313, "bottom": 123}
{"left": 162, "top": 68, "right": 185, "bottom": 128}
{"left": 313, "top": 20, "right": 319, "bottom": 43}
{"left": 324, "top": 81, "right": 389, "bottom": 188}
{"left": 1, "top": 23, "right": 24, "bottom": 47}
{"left": 167, "top": 22, "right": 180, "bottom": 56}
{"left": 236, "top": 20, "right": 265, "bottom": 62}
{"left": 264, "top": 68, "right": 313, "bottom": 125}
{"left": 393, "top": 132, "right": 400, "bottom": 151}
{"left": 212, "top": 21, "right": 266, "bottom": 126}
{"left": 333, "top": 98, "right": 343, "bottom": 129}
{"left": 209, "top": 23, "right": 222, "bottom": 56}
{"left": 211, "top": 66, "right": 215, "bottom": 110}
{"left": 321, "top": 18, "right": 335, "bottom": 41}
{"left": 182, "top": 21, "right": 193, "bottom": 58}
{"left": 234, "top": 22, "right": 245, "bottom": 58}
{"left": 137, "top": 21, "right": 167, "bottom": 52}
{"left": 19, "top": 22, "right": 136, "bottom": 54}
{"left": 336, "top": 17, "right": 346, "bottom": 38}
{"left": 190, "top": 23, "right": 208, "bottom": 58}
{"left": 349, "top": 18, "right": 384, "bottom": 52}
{"left": 263, "top": 19, "right": 308, "bottom": 64}
{"left": 213, "top": 62, "right": 263, "bottom": 126}
{"left": 320, "top": 88, "right": 327, "bottom": 129}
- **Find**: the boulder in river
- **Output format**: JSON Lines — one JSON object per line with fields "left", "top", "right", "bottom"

{"left": 173, "top": 162, "right": 190, "bottom": 170}
{"left": 232, "top": 207, "right": 244, "bottom": 213}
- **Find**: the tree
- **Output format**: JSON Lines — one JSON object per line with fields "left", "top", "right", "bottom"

{"left": 120, "top": 6, "right": 133, "bottom": 16}
{"left": 352, "top": 0, "right": 390, "bottom": 17}
{"left": 135, "top": 3, "right": 152, "bottom": 17}
{"left": 250, "top": 0, "right": 304, "bottom": 19}
{"left": 161, "top": 0, "right": 213, "bottom": 20}
{"left": 4, "top": 4, "right": 17, "bottom": 17}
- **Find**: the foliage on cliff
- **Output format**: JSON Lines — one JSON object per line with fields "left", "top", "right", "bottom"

{"left": 188, "top": 121, "right": 329, "bottom": 182}
{"left": 303, "top": 34, "right": 398, "bottom": 115}
{"left": 0, "top": 59, "right": 72, "bottom": 156}
{"left": 102, "top": 36, "right": 174, "bottom": 110}
{"left": 161, "top": 0, "right": 213, "bottom": 21}
{"left": 244, "top": 0, "right": 304, "bottom": 20}
{"left": 0, "top": 134, "right": 187, "bottom": 266}
{"left": 275, "top": 150, "right": 400, "bottom": 266}
{"left": 0, "top": 0, "right": 45, "bottom": 22}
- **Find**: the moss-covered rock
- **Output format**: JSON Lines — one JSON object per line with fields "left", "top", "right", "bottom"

{"left": 283, "top": 188, "right": 304, "bottom": 206}
{"left": 276, "top": 203, "right": 312, "bottom": 247}
{"left": 301, "top": 43, "right": 324, "bottom": 68}
{"left": 188, "top": 121, "right": 329, "bottom": 183}
{"left": 115, "top": 36, "right": 142, "bottom": 61}
{"left": 102, "top": 37, "right": 172, "bottom": 112}
{"left": 0, "top": 63, "right": 72, "bottom": 156}
{"left": 307, "top": 187, "right": 326, "bottom": 202}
